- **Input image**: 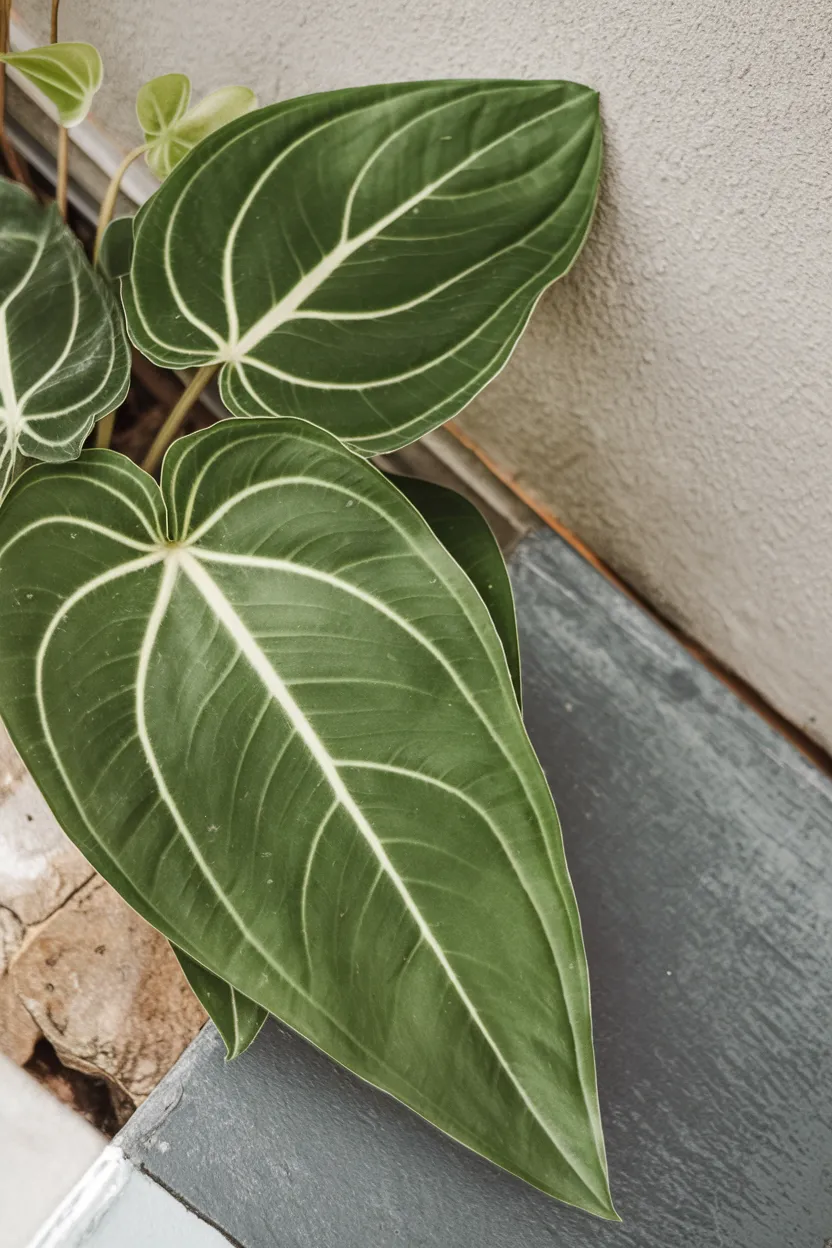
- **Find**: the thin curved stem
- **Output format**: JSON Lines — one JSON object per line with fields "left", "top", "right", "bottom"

{"left": 55, "top": 124, "right": 69, "bottom": 218}
{"left": 95, "top": 410, "right": 117, "bottom": 449}
{"left": 50, "top": 0, "right": 68, "bottom": 218}
{"left": 93, "top": 143, "right": 147, "bottom": 263}
{"left": 0, "top": 121, "right": 30, "bottom": 186}
{"left": 142, "top": 365, "right": 218, "bottom": 475}
{"left": 0, "top": 0, "right": 29, "bottom": 186}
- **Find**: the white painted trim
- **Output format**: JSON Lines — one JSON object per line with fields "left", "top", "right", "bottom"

{"left": 25, "top": 1144, "right": 233, "bottom": 1247}
{"left": 26, "top": 1146, "right": 130, "bottom": 1248}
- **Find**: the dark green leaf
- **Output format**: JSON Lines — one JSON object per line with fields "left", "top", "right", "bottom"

{"left": 0, "top": 179, "right": 130, "bottom": 494}
{"left": 0, "top": 420, "right": 614, "bottom": 1217}
{"left": 389, "top": 474, "right": 521, "bottom": 705}
{"left": 125, "top": 80, "right": 602, "bottom": 454}
{"left": 172, "top": 945, "right": 267, "bottom": 1059}
{"left": 178, "top": 471, "right": 523, "bottom": 1048}
{"left": 96, "top": 215, "right": 134, "bottom": 287}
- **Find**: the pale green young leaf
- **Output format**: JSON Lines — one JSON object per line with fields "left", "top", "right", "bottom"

{"left": 172, "top": 945, "right": 267, "bottom": 1060}
{"left": 124, "top": 80, "right": 602, "bottom": 453}
{"left": 0, "top": 179, "right": 130, "bottom": 495}
{"left": 137, "top": 73, "right": 257, "bottom": 179}
{"left": 0, "top": 420, "right": 615, "bottom": 1218}
{"left": 0, "top": 43, "right": 102, "bottom": 126}
{"left": 168, "top": 86, "right": 258, "bottom": 148}
{"left": 136, "top": 72, "right": 192, "bottom": 140}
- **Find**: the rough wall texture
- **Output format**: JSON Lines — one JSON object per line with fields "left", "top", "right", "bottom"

{"left": 15, "top": 0, "right": 832, "bottom": 747}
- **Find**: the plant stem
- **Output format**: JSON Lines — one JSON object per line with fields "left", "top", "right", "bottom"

{"left": 0, "top": 0, "right": 29, "bottom": 186}
{"left": 93, "top": 143, "right": 147, "bottom": 263}
{"left": 95, "top": 410, "right": 117, "bottom": 449}
{"left": 55, "top": 123, "right": 68, "bottom": 217}
{"left": 50, "top": 0, "right": 69, "bottom": 218}
{"left": 141, "top": 364, "right": 218, "bottom": 475}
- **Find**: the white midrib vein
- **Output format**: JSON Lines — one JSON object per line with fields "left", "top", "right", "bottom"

{"left": 0, "top": 307, "right": 19, "bottom": 434}
{"left": 175, "top": 466, "right": 582, "bottom": 963}
{"left": 135, "top": 559, "right": 311, "bottom": 990}
{"left": 29, "top": 545, "right": 380, "bottom": 1079}
{"left": 0, "top": 221, "right": 51, "bottom": 452}
{"left": 176, "top": 548, "right": 599, "bottom": 1195}
{"left": 0, "top": 310, "right": 20, "bottom": 496}
{"left": 0, "top": 229, "right": 45, "bottom": 489}
{"left": 228, "top": 183, "right": 442, "bottom": 358}
{"left": 219, "top": 93, "right": 587, "bottom": 361}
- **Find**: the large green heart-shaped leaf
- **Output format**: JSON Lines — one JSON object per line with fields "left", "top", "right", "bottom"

{"left": 124, "top": 80, "right": 602, "bottom": 454}
{"left": 136, "top": 73, "right": 257, "bottom": 180}
{"left": 0, "top": 179, "right": 130, "bottom": 495}
{"left": 174, "top": 471, "right": 521, "bottom": 1058}
{"left": 0, "top": 419, "right": 614, "bottom": 1217}
{"left": 0, "top": 43, "right": 103, "bottom": 126}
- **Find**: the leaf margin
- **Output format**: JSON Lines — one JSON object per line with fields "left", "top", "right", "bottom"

{"left": 0, "top": 419, "right": 615, "bottom": 1219}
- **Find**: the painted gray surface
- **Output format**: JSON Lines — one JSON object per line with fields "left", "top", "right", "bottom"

{"left": 118, "top": 529, "right": 832, "bottom": 1246}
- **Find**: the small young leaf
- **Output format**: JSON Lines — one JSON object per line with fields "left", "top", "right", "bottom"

{"left": 136, "top": 72, "right": 192, "bottom": 140}
{"left": 0, "top": 178, "right": 130, "bottom": 495}
{"left": 172, "top": 945, "right": 267, "bottom": 1060}
{"left": 124, "top": 80, "right": 602, "bottom": 453}
{"left": 389, "top": 475, "right": 522, "bottom": 705}
{"left": 0, "top": 43, "right": 103, "bottom": 126}
{"left": 137, "top": 73, "right": 257, "bottom": 179}
{"left": 0, "top": 419, "right": 615, "bottom": 1217}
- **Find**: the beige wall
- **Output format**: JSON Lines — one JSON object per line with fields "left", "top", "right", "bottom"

{"left": 15, "top": 0, "right": 832, "bottom": 749}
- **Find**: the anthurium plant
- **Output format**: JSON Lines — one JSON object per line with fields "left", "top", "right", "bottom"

{"left": 0, "top": 11, "right": 615, "bottom": 1221}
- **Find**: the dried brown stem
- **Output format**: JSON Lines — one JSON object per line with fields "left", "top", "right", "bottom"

{"left": 50, "top": 0, "right": 70, "bottom": 218}
{"left": 0, "top": 0, "right": 31, "bottom": 186}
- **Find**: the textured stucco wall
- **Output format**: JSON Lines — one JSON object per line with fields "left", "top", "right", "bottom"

{"left": 15, "top": 0, "right": 832, "bottom": 748}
